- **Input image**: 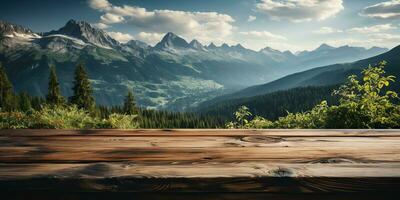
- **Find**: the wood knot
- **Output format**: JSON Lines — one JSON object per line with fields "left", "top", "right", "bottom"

{"left": 311, "top": 157, "right": 358, "bottom": 164}
{"left": 269, "top": 167, "right": 293, "bottom": 177}
{"left": 240, "top": 136, "right": 284, "bottom": 144}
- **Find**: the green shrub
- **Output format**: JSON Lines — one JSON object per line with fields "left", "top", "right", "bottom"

{"left": 1, "top": 105, "right": 140, "bottom": 129}
{"left": 247, "top": 116, "right": 273, "bottom": 129}
{"left": 32, "top": 105, "right": 100, "bottom": 129}
{"left": 0, "top": 111, "right": 32, "bottom": 129}
{"left": 100, "top": 113, "right": 138, "bottom": 129}
{"left": 226, "top": 106, "right": 253, "bottom": 128}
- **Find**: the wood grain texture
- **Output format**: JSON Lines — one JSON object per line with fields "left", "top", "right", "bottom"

{"left": 0, "top": 129, "right": 399, "bottom": 194}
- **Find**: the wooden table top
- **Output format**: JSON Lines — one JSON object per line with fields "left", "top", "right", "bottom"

{"left": 0, "top": 129, "right": 399, "bottom": 195}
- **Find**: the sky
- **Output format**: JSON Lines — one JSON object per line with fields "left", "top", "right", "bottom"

{"left": 1, "top": 0, "right": 400, "bottom": 52}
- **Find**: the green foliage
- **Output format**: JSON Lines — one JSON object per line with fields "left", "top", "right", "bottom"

{"left": 46, "top": 66, "right": 65, "bottom": 106}
{"left": 138, "top": 109, "right": 224, "bottom": 128}
{"left": 69, "top": 63, "right": 95, "bottom": 112}
{"left": 245, "top": 116, "right": 273, "bottom": 129}
{"left": 98, "top": 105, "right": 225, "bottom": 128}
{"left": 325, "top": 61, "right": 400, "bottom": 128}
{"left": 32, "top": 105, "right": 100, "bottom": 129}
{"left": 226, "top": 106, "right": 253, "bottom": 128}
{"left": 0, "top": 65, "right": 15, "bottom": 111}
{"left": 0, "top": 62, "right": 144, "bottom": 129}
{"left": 101, "top": 113, "right": 138, "bottom": 129}
{"left": 270, "top": 101, "right": 328, "bottom": 129}
{"left": 228, "top": 61, "right": 400, "bottom": 129}
{"left": 0, "top": 111, "right": 32, "bottom": 129}
{"left": 0, "top": 105, "right": 139, "bottom": 129}
{"left": 18, "top": 92, "right": 32, "bottom": 112}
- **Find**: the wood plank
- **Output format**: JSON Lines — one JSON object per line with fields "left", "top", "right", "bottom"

{"left": 0, "top": 129, "right": 399, "bottom": 194}
{"left": 2, "top": 129, "right": 400, "bottom": 137}
{"left": 3, "top": 192, "right": 400, "bottom": 200}
{"left": 1, "top": 162, "right": 400, "bottom": 179}
{"left": 0, "top": 136, "right": 398, "bottom": 163}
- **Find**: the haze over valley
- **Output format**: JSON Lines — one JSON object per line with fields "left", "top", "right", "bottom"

{"left": 0, "top": 19, "right": 391, "bottom": 111}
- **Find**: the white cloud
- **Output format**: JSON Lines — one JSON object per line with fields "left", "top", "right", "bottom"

{"left": 239, "top": 31, "right": 286, "bottom": 40}
{"left": 107, "top": 31, "right": 134, "bottom": 43}
{"left": 255, "top": 0, "right": 344, "bottom": 22}
{"left": 136, "top": 32, "right": 164, "bottom": 45}
{"left": 323, "top": 23, "right": 400, "bottom": 49}
{"left": 347, "top": 24, "right": 397, "bottom": 34}
{"left": 100, "top": 13, "right": 125, "bottom": 24}
{"left": 360, "top": 0, "right": 400, "bottom": 19}
{"left": 247, "top": 15, "right": 257, "bottom": 22}
{"left": 313, "top": 27, "right": 343, "bottom": 34}
{"left": 88, "top": 0, "right": 111, "bottom": 11}
{"left": 325, "top": 33, "right": 400, "bottom": 49}
{"left": 324, "top": 38, "right": 367, "bottom": 48}
{"left": 88, "top": 0, "right": 236, "bottom": 45}
{"left": 370, "top": 33, "right": 400, "bottom": 40}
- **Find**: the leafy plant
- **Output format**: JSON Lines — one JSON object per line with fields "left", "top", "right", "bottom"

{"left": 0, "top": 111, "right": 32, "bottom": 129}
{"left": 228, "top": 61, "right": 400, "bottom": 129}
{"left": 32, "top": 105, "right": 99, "bottom": 129}
{"left": 101, "top": 113, "right": 138, "bottom": 129}
{"left": 226, "top": 106, "right": 253, "bottom": 128}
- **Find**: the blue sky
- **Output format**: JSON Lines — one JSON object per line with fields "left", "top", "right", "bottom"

{"left": 1, "top": 0, "right": 400, "bottom": 52}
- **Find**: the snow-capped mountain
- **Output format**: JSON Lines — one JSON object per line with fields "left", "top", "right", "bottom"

{"left": 0, "top": 20, "right": 39, "bottom": 38}
{"left": 44, "top": 19, "right": 119, "bottom": 49}
{"left": 0, "top": 19, "right": 389, "bottom": 111}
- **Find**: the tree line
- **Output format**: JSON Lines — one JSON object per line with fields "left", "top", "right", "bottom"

{"left": 201, "top": 85, "right": 340, "bottom": 121}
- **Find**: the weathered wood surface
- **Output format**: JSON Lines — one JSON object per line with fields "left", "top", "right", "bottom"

{"left": 0, "top": 129, "right": 399, "bottom": 194}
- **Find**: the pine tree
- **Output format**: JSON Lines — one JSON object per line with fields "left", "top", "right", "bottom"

{"left": 46, "top": 66, "right": 65, "bottom": 106}
{"left": 18, "top": 91, "right": 32, "bottom": 112}
{"left": 69, "top": 63, "right": 95, "bottom": 111}
{"left": 0, "top": 65, "right": 14, "bottom": 111}
{"left": 123, "top": 90, "right": 137, "bottom": 114}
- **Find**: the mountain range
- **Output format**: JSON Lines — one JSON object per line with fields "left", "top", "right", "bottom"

{"left": 0, "top": 19, "right": 389, "bottom": 111}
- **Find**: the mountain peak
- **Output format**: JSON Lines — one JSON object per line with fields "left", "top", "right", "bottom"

{"left": 0, "top": 20, "right": 35, "bottom": 36}
{"left": 260, "top": 46, "right": 281, "bottom": 53}
{"left": 165, "top": 32, "right": 177, "bottom": 38}
{"left": 66, "top": 19, "right": 78, "bottom": 25}
{"left": 369, "top": 46, "right": 388, "bottom": 52}
{"left": 207, "top": 42, "right": 217, "bottom": 49}
{"left": 316, "top": 43, "right": 335, "bottom": 51}
{"left": 45, "top": 19, "right": 118, "bottom": 48}
{"left": 189, "top": 39, "right": 201, "bottom": 45}
{"left": 220, "top": 43, "right": 230, "bottom": 49}
{"left": 155, "top": 32, "right": 190, "bottom": 50}
{"left": 189, "top": 39, "right": 206, "bottom": 51}
{"left": 233, "top": 44, "right": 245, "bottom": 49}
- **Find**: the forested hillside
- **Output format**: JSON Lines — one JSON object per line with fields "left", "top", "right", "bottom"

{"left": 199, "top": 85, "right": 339, "bottom": 121}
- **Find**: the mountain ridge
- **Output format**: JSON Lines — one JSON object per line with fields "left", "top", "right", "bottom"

{"left": 199, "top": 44, "right": 400, "bottom": 109}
